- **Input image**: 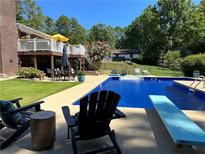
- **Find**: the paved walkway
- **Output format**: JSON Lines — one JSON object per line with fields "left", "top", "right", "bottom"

{"left": 0, "top": 76, "right": 17, "bottom": 81}
{"left": 2, "top": 75, "right": 205, "bottom": 154}
{"left": 175, "top": 80, "right": 205, "bottom": 92}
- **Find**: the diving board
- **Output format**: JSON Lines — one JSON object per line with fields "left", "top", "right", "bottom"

{"left": 149, "top": 95, "right": 205, "bottom": 147}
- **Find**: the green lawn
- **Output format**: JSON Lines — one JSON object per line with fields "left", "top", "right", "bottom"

{"left": 100, "top": 61, "right": 184, "bottom": 77}
{"left": 0, "top": 79, "right": 80, "bottom": 106}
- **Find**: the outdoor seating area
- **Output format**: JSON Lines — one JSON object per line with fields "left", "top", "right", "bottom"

{"left": 0, "top": 98, "right": 44, "bottom": 149}
{"left": 46, "top": 68, "right": 75, "bottom": 81}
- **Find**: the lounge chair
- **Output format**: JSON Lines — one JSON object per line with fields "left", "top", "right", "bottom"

{"left": 110, "top": 69, "right": 120, "bottom": 76}
{"left": 46, "top": 68, "right": 52, "bottom": 77}
{"left": 62, "top": 90, "right": 126, "bottom": 154}
{"left": 0, "top": 98, "right": 44, "bottom": 150}
{"left": 142, "top": 69, "right": 150, "bottom": 75}
{"left": 121, "top": 70, "right": 128, "bottom": 76}
{"left": 134, "top": 68, "right": 141, "bottom": 75}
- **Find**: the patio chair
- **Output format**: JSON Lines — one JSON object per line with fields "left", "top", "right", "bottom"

{"left": 46, "top": 68, "right": 52, "bottom": 77}
{"left": 0, "top": 98, "right": 44, "bottom": 150}
{"left": 54, "top": 68, "right": 61, "bottom": 80}
{"left": 134, "top": 68, "right": 141, "bottom": 75}
{"left": 142, "top": 69, "right": 150, "bottom": 75}
{"left": 111, "top": 69, "right": 118, "bottom": 75}
{"left": 62, "top": 90, "right": 126, "bottom": 154}
{"left": 121, "top": 70, "right": 128, "bottom": 76}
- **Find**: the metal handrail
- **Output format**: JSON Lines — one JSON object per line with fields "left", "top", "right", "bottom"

{"left": 189, "top": 75, "right": 205, "bottom": 90}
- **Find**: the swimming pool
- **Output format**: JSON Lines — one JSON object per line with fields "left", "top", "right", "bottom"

{"left": 74, "top": 77, "right": 205, "bottom": 110}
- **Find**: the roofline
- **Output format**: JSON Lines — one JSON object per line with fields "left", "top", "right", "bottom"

{"left": 111, "top": 49, "right": 140, "bottom": 54}
{"left": 16, "top": 23, "right": 51, "bottom": 39}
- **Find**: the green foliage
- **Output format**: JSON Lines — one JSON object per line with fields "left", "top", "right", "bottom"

{"left": 77, "top": 71, "right": 85, "bottom": 76}
{"left": 16, "top": 0, "right": 45, "bottom": 30}
{"left": 55, "top": 16, "right": 86, "bottom": 44}
{"left": 16, "top": 1, "right": 86, "bottom": 44}
{"left": 16, "top": 0, "right": 205, "bottom": 63}
{"left": 157, "top": 0, "right": 193, "bottom": 51}
{"left": 181, "top": 53, "right": 205, "bottom": 76}
{"left": 69, "top": 18, "right": 86, "bottom": 44}
{"left": 114, "top": 27, "right": 126, "bottom": 49}
{"left": 123, "top": 0, "right": 205, "bottom": 65}
{"left": 86, "top": 41, "right": 110, "bottom": 70}
{"left": 125, "top": 5, "right": 166, "bottom": 64}
{"left": 42, "top": 16, "right": 55, "bottom": 35}
{"left": 18, "top": 67, "right": 45, "bottom": 79}
{"left": 164, "top": 51, "right": 182, "bottom": 70}
{"left": 88, "top": 24, "right": 116, "bottom": 47}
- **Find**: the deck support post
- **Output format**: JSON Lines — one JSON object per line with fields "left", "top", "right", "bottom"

{"left": 51, "top": 55, "right": 54, "bottom": 80}
{"left": 34, "top": 55, "right": 37, "bottom": 69}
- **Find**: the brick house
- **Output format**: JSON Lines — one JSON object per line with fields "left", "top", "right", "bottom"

{"left": 0, "top": 0, "right": 18, "bottom": 77}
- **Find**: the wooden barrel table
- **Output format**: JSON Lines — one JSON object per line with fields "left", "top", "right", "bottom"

{"left": 30, "top": 111, "right": 56, "bottom": 150}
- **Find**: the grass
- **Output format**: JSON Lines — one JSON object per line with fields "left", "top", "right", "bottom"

{"left": 100, "top": 61, "right": 184, "bottom": 77}
{"left": 0, "top": 79, "right": 81, "bottom": 106}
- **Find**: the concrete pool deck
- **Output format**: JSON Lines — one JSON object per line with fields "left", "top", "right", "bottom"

{"left": 174, "top": 80, "right": 205, "bottom": 93}
{"left": 1, "top": 75, "right": 205, "bottom": 154}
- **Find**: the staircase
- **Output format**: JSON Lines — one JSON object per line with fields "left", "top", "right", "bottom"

{"left": 189, "top": 75, "right": 205, "bottom": 93}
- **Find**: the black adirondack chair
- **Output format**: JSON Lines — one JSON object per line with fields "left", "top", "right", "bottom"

{"left": 62, "top": 90, "right": 126, "bottom": 154}
{"left": 0, "top": 98, "right": 44, "bottom": 150}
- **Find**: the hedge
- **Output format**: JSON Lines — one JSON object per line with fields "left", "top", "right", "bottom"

{"left": 181, "top": 53, "right": 205, "bottom": 76}
{"left": 18, "top": 67, "right": 45, "bottom": 79}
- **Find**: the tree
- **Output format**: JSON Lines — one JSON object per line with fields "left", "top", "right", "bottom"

{"left": 124, "top": 5, "right": 166, "bottom": 65}
{"left": 16, "top": 0, "right": 45, "bottom": 30}
{"left": 114, "top": 27, "right": 126, "bottom": 49}
{"left": 164, "top": 51, "right": 182, "bottom": 70}
{"left": 42, "top": 16, "right": 55, "bottom": 35}
{"left": 124, "top": 18, "right": 141, "bottom": 49}
{"left": 55, "top": 15, "right": 70, "bottom": 37}
{"left": 86, "top": 41, "right": 110, "bottom": 70}
{"left": 68, "top": 18, "right": 86, "bottom": 44}
{"left": 16, "top": 0, "right": 25, "bottom": 23}
{"left": 139, "top": 5, "right": 166, "bottom": 64}
{"left": 88, "top": 24, "right": 116, "bottom": 47}
{"left": 157, "top": 0, "right": 195, "bottom": 51}
{"left": 55, "top": 16, "right": 86, "bottom": 44}
{"left": 183, "top": 0, "right": 205, "bottom": 55}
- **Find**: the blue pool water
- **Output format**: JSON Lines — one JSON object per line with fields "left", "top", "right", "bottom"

{"left": 74, "top": 77, "right": 205, "bottom": 110}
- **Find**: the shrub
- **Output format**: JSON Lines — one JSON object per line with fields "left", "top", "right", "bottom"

{"left": 181, "top": 53, "right": 205, "bottom": 76}
{"left": 18, "top": 67, "right": 45, "bottom": 79}
{"left": 86, "top": 41, "right": 110, "bottom": 70}
{"left": 131, "top": 58, "right": 143, "bottom": 64}
{"left": 77, "top": 71, "right": 85, "bottom": 76}
{"left": 164, "top": 51, "right": 182, "bottom": 70}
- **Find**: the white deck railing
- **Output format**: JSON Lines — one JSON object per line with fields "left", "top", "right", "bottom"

{"left": 18, "top": 38, "right": 86, "bottom": 55}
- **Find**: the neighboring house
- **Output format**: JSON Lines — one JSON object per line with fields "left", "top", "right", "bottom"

{"left": 109, "top": 49, "right": 140, "bottom": 61}
{"left": 17, "top": 23, "right": 86, "bottom": 78}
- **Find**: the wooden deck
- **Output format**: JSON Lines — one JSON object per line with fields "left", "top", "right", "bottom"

{"left": 18, "top": 51, "right": 85, "bottom": 58}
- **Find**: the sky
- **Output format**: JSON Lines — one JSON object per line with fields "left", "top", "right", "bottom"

{"left": 36, "top": 0, "right": 201, "bottom": 29}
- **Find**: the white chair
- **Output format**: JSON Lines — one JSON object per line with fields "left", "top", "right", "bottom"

{"left": 135, "top": 68, "right": 141, "bottom": 75}
{"left": 142, "top": 70, "right": 150, "bottom": 75}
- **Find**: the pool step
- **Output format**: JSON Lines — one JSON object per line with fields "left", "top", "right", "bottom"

{"left": 188, "top": 88, "right": 195, "bottom": 93}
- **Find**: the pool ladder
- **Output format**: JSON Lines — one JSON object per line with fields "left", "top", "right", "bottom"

{"left": 189, "top": 75, "right": 205, "bottom": 93}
